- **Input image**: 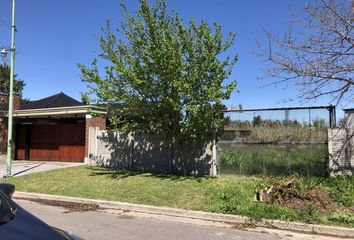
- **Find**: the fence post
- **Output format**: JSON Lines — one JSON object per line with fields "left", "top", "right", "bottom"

{"left": 168, "top": 138, "right": 172, "bottom": 173}
{"left": 285, "top": 109, "right": 291, "bottom": 175}
{"left": 86, "top": 127, "right": 92, "bottom": 164}
{"left": 329, "top": 106, "right": 336, "bottom": 129}
{"left": 211, "top": 129, "right": 218, "bottom": 176}
{"left": 86, "top": 127, "right": 98, "bottom": 165}
{"left": 327, "top": 128, "right": 333, "bottom": 176}
{"left": 94, "top": 127, "right": 98, "bottom": 157}
{"left": 129, "top": 133, "right": 134, "bottom": 170}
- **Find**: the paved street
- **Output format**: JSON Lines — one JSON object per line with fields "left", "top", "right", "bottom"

{"left": 0, "top": 161, "right": 83, "bottom": 178}
{"left": 16, "top": 199, "right": 341, "bottom": 240}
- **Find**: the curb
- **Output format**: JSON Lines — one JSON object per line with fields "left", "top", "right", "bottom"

{"left": 14, "top": 191, "right": 354, "bottom": 238}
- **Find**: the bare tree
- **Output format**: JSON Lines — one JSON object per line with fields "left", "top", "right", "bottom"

{"left": 257, "top": 0, "right": 353, "bottom": 105}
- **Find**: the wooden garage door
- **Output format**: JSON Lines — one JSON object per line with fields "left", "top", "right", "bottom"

{"left": 16, "top": 123, "right": 85, "bottom": 162}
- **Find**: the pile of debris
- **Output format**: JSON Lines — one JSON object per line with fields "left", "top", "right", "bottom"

{"left": 255, "top": 178, "right": 352, "bottom": 214}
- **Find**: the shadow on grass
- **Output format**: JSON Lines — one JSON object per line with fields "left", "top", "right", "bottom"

{"left": 87, "top": 166, "right": 214, "bottom": 182}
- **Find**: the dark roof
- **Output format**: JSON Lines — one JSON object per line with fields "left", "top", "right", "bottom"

{"left": 344, "top": 108, "right": 354, "bottom": 112}
{"left": 20, "top": 92, "right": 85, "bottom": 110}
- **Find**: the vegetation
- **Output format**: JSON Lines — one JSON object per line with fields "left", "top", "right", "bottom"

{"left": 3, "top": 166, "right": 353, "bottom": 227}
{"left": 220, "top": 115, "right": 329, "bottom": 177}
{"left": 79, "top": 0, "right": 237, "bottom": 149}
{"left": 222, "top": 115, "right": 328, "bottom": 143}
{"left": 220, "top": 144, "right": 327, "bottom": 176}
{"left": 0, "top": 64, "right": 25, "bottom": 95}
{"left": 222, "top": 126, "right": 327, "bottom": 143}
{"left": 257, "top": 0, "right": 354, "bottom": 104}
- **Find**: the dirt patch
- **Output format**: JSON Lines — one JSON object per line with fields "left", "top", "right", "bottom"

{"left": 17, "top": 197, "right": 100, "bottom": 213}
{"left": 257, "top": 179, "right": 353, "bottom": 214}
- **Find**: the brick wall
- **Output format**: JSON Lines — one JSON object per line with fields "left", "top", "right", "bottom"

{"left": 0, "top": 93, "right": 21, "bottom": 110}
{"left": 13, "top": 94, "right": 20, "bottom": 110}
{"left": 85, "top": 115, "right": 106, "bottom": 160}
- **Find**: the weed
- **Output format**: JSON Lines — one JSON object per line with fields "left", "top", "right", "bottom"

{"left": 327, "top": 212, "right": 354, "bottom": 226}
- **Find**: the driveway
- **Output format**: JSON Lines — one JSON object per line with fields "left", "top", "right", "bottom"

{"left": 0, "top": 161, "right": 83, "bottom": 178}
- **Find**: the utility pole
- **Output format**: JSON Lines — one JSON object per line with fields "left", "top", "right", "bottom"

{"left": 6, "top": 0, "right": 16, "bottom": 177}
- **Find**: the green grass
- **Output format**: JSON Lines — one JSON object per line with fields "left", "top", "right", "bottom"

{"left": 2, "top": 165, "right": 353, "bottom": 227}
{"left": 220, "top": 144, "right": 327, "bottom": 176}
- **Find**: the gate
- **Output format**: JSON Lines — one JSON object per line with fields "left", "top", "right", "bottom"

{"left": 218, "top": 106, "right": 336, "bottom": 176}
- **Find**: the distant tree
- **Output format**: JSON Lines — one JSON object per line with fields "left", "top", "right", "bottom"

{"left": 224, "top": 115, "right": 232, "bottom": 126}
{"left": 312, "top": 118, "right": 327, "bottom": 129}
{"left": 262, "top": 119, "right": 283, "bottom": 128}
{"left": 257, "top": 0, "right": 353, "bottom": 105}
{"left": 0, "top": 64, "right": 25, "bottom": 95}
{"left": 338, "top": 116, "right": 348, "bottom": 128}
{"left": 79, "top": 0, "right": 237, "bottom": 146}
{"left": 253, "top": 115, "right": 262, "bottom": 127}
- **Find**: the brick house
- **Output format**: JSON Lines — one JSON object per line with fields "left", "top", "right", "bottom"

{"left": 0, "top": 92, "right": 107, "bottom": 162}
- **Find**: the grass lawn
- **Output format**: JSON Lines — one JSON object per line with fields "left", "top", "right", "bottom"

{"left": 2, "top": 165, "right": 353, "bottom": 227}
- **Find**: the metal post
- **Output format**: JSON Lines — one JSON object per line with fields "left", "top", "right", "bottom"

{"left": 285, "top": 109, "right": 291, "bottom": 175}
{"left": 329, "top": 106, "right": 336, "bottom": 128}
{"left": 6, "top": 0, "right": 16, "bottom": 177}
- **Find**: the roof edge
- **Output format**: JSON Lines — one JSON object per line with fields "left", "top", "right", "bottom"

{"left": 11, "top": 105, "right": 107, "bottom": 117}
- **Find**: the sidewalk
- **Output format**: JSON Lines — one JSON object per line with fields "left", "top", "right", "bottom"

{"left": 13, "top": 191, "right": 354, "bottom": 239}
{"left": 0, "top": 161, "right": 83, "bottom": 178}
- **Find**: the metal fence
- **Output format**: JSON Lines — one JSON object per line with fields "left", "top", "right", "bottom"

{"left": 218, "top": 106, "right": 335, "bottom": 176}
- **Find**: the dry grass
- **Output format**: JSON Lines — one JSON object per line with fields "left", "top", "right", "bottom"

{"left": 222, "top": 126, "right": 327, "bottom": 143}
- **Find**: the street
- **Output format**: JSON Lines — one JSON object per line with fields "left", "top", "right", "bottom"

{"left": 16, "top": 199, "right": 340, "bottom": 240}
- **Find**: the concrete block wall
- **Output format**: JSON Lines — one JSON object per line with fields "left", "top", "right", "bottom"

{"left": 328, "top": 129, "right": 354, "bottom": 176}
{"left": 345, "top": 110, "right": 354, "bottom": 128}
{"left": 88, "top": 127, "right": 217, "bottom": 176}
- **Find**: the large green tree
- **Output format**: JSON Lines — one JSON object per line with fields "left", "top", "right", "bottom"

{"left": 79, "top": 0, "right": 237, "bottom": 144}
{"left": 0, "top": 63, "right": 25, "bottom": 95}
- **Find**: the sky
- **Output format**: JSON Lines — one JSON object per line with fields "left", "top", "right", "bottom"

{"left": 0, "top": 0, "right": 342, "bottom": 117}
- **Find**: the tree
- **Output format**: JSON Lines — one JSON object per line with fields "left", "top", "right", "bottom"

{"left": 79, "top": 0, "right": 237, "bottom": 145}
{"left": 253, "top": 115, "right": 262, "bottom": 127}
{"left": 0, "top": 63, "right": 25, "bottom": 95}
{"left": 312, "top": 118, "right": 327, "bottom": 129}
{"left": 257, "top": 0, "right": 353, "bottom": 105}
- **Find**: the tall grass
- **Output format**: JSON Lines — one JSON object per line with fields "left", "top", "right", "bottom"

{"left": 222, "top": 126, "right": 327, "bottom": 143}
{"left": 220, "top": 144, "right": 327, "bottom": 176}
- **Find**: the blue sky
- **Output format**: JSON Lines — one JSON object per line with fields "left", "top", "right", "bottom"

{"left": 0, "top": 0, "right": 333, "bottom": 111}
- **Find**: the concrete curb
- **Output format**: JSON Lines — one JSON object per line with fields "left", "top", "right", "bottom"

{"left": 14, "top": 191, "right": 354, "bottom": 238}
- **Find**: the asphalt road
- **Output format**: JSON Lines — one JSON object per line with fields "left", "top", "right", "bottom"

{"left": 15, "top": 199, "right": 341, "bottom": 240}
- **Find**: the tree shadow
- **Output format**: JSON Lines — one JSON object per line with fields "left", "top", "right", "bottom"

{"left": 88, "top": 165, "right": 214, "bottom": 182}
{"left": 88, "top": 129, "right": 213, "bottom": 176}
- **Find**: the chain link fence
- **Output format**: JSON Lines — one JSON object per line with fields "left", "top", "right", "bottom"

{"left": 218, "top": 106, "right": 335, "bottom": 176}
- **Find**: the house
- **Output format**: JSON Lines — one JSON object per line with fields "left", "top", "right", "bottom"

{"left": 0, "top": 92, "right": 107, "bottom": 162}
